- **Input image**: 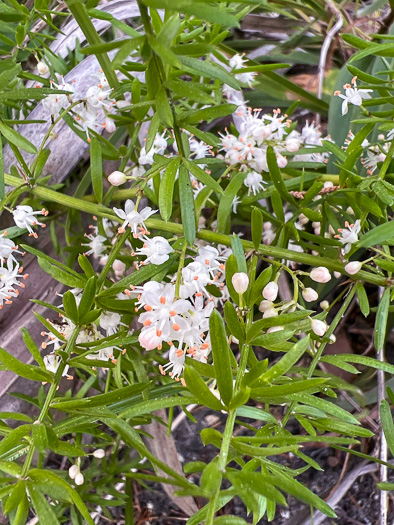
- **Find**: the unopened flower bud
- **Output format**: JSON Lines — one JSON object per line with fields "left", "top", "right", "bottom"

{"left": 69, "top": 465, "right": 79, "bottom": 480}
{"left": 231, "top": 335, "right": 239, "bottom": 344}
{"left": 320, "top": 300, "right": 329, "bottom": 310}
{"left": 302, "top": 287, "right": 318, "bottom": 302}
{"left": 108, "top": 171, "right": 127, "bottom": 186}
{"left": 104, "top": 117, "right": 116, "bottom": 134}
{"left": 285, "top": 137, "right": 301, "bottom": 153}
{"left": 378, "top": 134, "right": 385, "bottom": 141}
{"left": 232, "top": 272, "right": 249, "bottom": 294}
{"left": 276, "top": 153, "right": 287, "bottom": 168}
{"left": 75, "top": 473, "right": 84, "bottom": 486}
{"left": 112, "top": 259, "right": 126, "bottom": 277}
{"left": 37, "top": 61, "right": 49, "bottom": 76}
{"left": 267, "top": 325, "right": 284, "bottom": 333}
{"left": 263, "top": 307, "right": 278, "bottom": 319}
{"left": 334, "top": 271, "right": 341, "bottom": 279}
{"left": 93, "top": 449, "right": 105, "bottom": 459}
{"left": 259, "top": 300, "right": 274, "bottom": 313}
{"left": 116, "top": 100, "right": 129, "bottom": 109}
{"left": 310, "top": 267, "right": 331, "bottom": 283}
{"left": 311, "top": 319, "right": 327, "bottom": 337}
{"left": 262, "top": 281, "right": 278, "bottom": 301}
{"left": 329, "top": 334, "right": 336, "bottom": 343}
{"left": 345, "top": 261, "right": 362, "bottom": 275}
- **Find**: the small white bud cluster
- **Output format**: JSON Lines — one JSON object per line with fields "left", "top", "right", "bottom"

{"left": 69, "top": 464, "right": 84, "bottom": 485}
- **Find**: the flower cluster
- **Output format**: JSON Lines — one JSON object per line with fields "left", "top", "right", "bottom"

{"left": 42, "top": 70, "right": 118, "bottom": 141}
{"left": 135, "top": 245, "right": 230, "bottom": 380}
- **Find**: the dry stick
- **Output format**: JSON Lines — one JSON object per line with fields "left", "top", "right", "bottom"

{"left": 315, "top": 1, "right": 343, "bottom": 126}
{"left": 298, "top": 462, "right": 380, "bottom": 525}
{"left": 377, "top": 290, "right": 388, "bottom": 525}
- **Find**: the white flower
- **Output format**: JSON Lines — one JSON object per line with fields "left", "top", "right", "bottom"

{"left": 302, "top": 287, "right": 318, "bottom": 302}
{"left": 138, "top": 284, "right": 190, "bottom": 350}
{"left": 42, "top": 76, "right": 75, "bottom": 114}
{"left": 85, "top": 84, "right": 114, "bottom": 110}
{"left": 311, "top": 319, "right": 327, "bottom": 337}
{"left": 112, "top": 259, "right": 126, "bottom": 278}
{"left": 108, "top": 171, "right": 127, "bottom": 186}
{"left": 244, "top": 171, "right": 266, "bottom": 196}
{"left": 334, "top": 78, "right": 372, "bottom": 115}
{"left": 99, "top": 311, "right": 122, "bottom": 336}
{"left": 0, "top": 233, "right": 23, "bottom": 264}
{"left": 310, "top": 267, "right": 331, "bottom": 283}
{"left": 232, "top": 272, "right": 249, "bottom": 294}
{"left": 93, "top": 449, "right": 105, "bottom": 459}
{"left": 0, "top": 259, "right": 28, "bottom": 309}
{"left": 345, "top": 261, "right": 362, "bottom": 275}
{"left": 13, "top": 206, "right": 48, "bottom": 238}
{"left": 159, "top": 346, "right": 186, "bottom": 380}
{"left": 43, "top": 353, "right": 70, "bottom": 377}
{"left": 113, "top": 199, "right": 157, "bottom": 237}
{"left": 335, "top": 220, "right": 361, "bottom": 255}
{"left": 180, "top": 261, "right": 213, "bottom": 299}
{"left": 135, "top": 236, "right": 173, "bottom": 265}
{"left": 232, "top": 196, "right": 241, "bottom": 214}
{"left": 262, "top": 281, "right": 278, "bottom": 301}
{"left": 82, "top": 233, "right": 107, "bottom": 258}
{"left": 285, "top": 137, "right": 301, "bottom": 153}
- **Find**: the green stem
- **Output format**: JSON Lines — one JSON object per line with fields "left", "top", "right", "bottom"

{"left": 21, "top": 326, "right": 81, "bottom": 477}
{"left": 3, "top": 172, "right": 389, "bottom": 287}
{"left": 64, "top": 1, "right": 119, "bottom": 89}
{"left": 205, "top": 308, "right": 253, "bottom": 524}
{"left": 97, "top": 229, "right": 130, "bottom": 291}
{"left": 175, "top": 240, "right": 187, "bottom": 298}
{"left": 282, "top": 284, "right": 356, "bottom": 427}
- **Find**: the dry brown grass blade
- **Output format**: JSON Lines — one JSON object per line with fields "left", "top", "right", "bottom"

{"left": 143, "top": 409, "right": 199, "bottom": 517}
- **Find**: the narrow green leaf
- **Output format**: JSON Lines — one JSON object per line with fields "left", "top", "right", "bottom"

{"left": 166, "top": 79, "right": 214, "bottom": 105}
{"left": 0, "top": 121, "right": 37, "bottom": 154}
{"left": 29, "top": 469, "right": 94, "bottom": 524}
{"left": 178, "top": 165, "right": 196, "bottom": 244}
{"left": 375, "top": 288, "right": 390, "bottom": 352}
{"left": 210, "top": 309, "right": 233, "bottom": 406}
{"left": 179, "top": 56, "right": 240, "bottom": 90}
{"left": 356, "top": 282, "right": 370, "bottom": 317}
{"left": 258, "top": 336, "right": 310, "bottom": 384}
{"left": 28, "top": 483, "right": 59, "bottom": 525}
{"left": 267, "top": 146, "right": 297, "bottom": 206}
{"left": 0, "top": 135, "right": 4, "bottom": 201}
{"left": 90, "top": 137, "right": 103, "bottom": 203}
{"left": 231, "top": 234, "right": 247, "bottom": 274}
{"left": 63, "top": 290, "right": 79, "bottom": 324}
{"left": 380, "top": 399, "right": 394, "bottom": 456}
{"left": 156, "top": 85, "right": 174, "bottom": 127}
{"left": 217, "top": 171, "right": 246, "bottom": 233}
{"left": 183, "top": 159, "right": 223, "bottom": 194}
{"left": 159, "top": 157, "right": 180, "bottom": 221}
{"left": 78, "top": 276, "right": 97, "bottom": 321}
{"left": 183, "top": 366, "right": 224, "bottom": 411}
{"left": 224, "top": 301, "right": 245, "bottom": 342}
{"left": 251, "top": 207, "right": 263, "bottom": 250}
{"left": 21, "top": 328, "right": 46, "bottom": 369}
{"left": 0, "top": 349, "right": 52, "bottom": 383}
